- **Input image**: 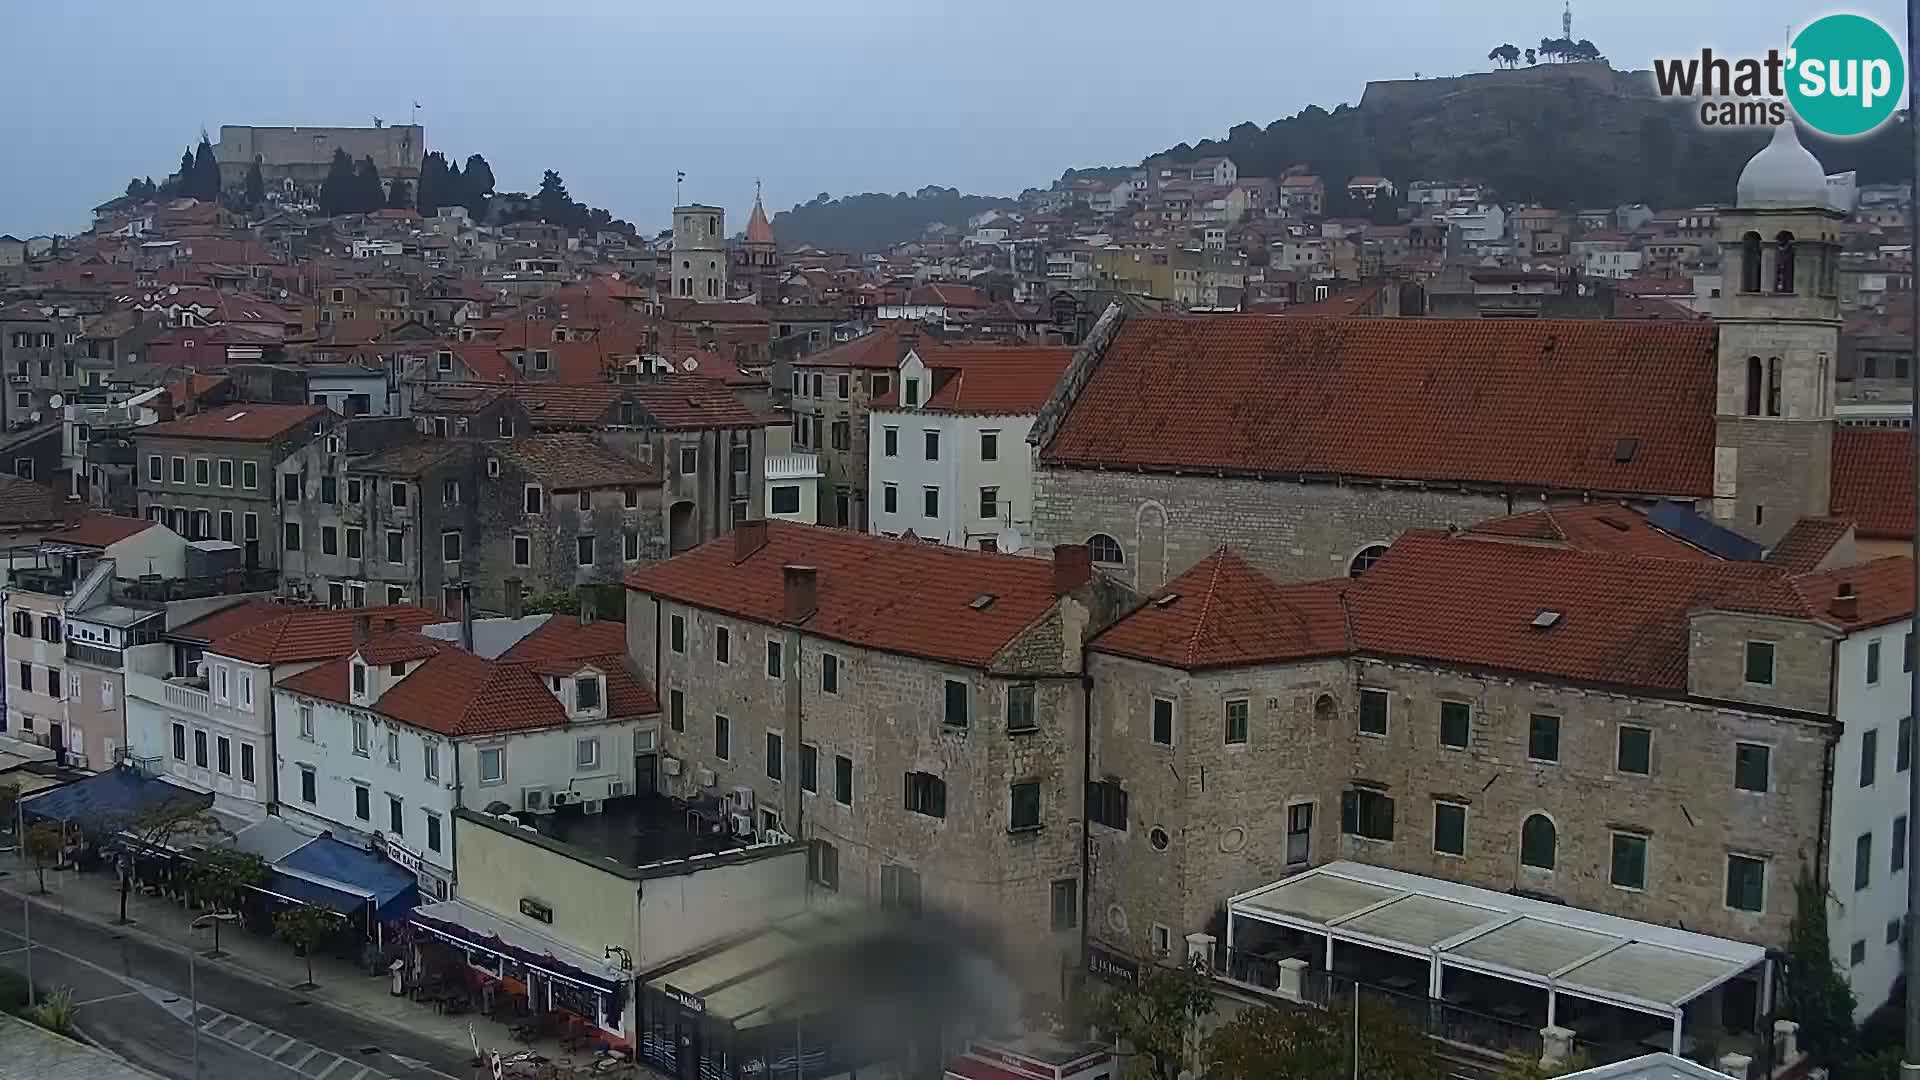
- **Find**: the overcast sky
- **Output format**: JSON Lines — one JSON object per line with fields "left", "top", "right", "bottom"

{"left": 0, "top": 0, "right": 1902, "bottom": 238}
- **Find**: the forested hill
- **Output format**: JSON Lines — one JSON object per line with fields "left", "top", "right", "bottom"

{"left": 1164, "top": 62, "right": 1910, "bottom": 214}
{"left": 770, "top": 187, "right": 1017, "bottom": 253}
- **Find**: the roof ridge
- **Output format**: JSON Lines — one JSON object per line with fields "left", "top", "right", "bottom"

{"left": 1181, "top": 546, "right": 1234, "bottom": 668}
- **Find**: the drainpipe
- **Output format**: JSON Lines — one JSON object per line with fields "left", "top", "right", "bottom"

{"left": 1079, "top": 669, "right": 1093, "bottom": 969}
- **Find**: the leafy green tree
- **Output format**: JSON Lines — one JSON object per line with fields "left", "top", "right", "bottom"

{"left": 105, "top": 796, "right": 224, "bottom": 925}
{"left": 187, "top": 849, "right": 267, "bottom": 955}
{"left": 191, "top": 136, "right": 221, "bottom": 200}
{"left": 243, "top": 161, "right": 266, "bottom": 208}
{"left": 319, "top": 148, "right": 356, "bottom": 216}
{"left": 1089, "top": 966, "right": 1214, "bottom": 1080}
{"left": 386, "top": 178, "right": 414, "bottom": 210}
{"left": 1785, "top": 870, "right": 1857, "bottom": 1066}
{"left": 274, "top": 904, "right": 339, "bottom": 989}
{"left": 523, "top": 590, "right": 578, "bottom": 616}
{"left": 0, "top": 782, "right": 19, "bottom": 839}
{"left": 1208, "top": 998, "right": 1438, "bottom": 1080}
{"left": 23, "top": 822, "right": 63, "bottom": 894}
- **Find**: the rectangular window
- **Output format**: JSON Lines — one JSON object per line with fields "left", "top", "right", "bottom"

{"left": 1618, "top": 725, "right": 1652, "bottom": 775}
{"left": 283, "top": 471, "right": 300, "bottom": 500}
{"left": 1857, "top": 832, "right": 1874, "bottom": 890}
{"left": 1868, "top": 639, "right": 1883, "bottom": 685}
{"left": 386, "top": 529, "right": 404, "bottom": 564}
{"left": 1151, "top": 697, "right": 1175, "bottom": 746}
{"left": 244, "top": 513, "right": 258, "bottom": 542}
{"left": 576, "top": 736, "right": 600, "bottom": 769}
{"left": 576, "top": 535, "right": 594, "bottom": 566}
{"left": 1050, "top": 878, "right": 1078, "bottom": 931}
{"left": 821, "top": 653, "right": 839, "bottom": 693}
{"left": 808, "top": 839, "right": 838, "bottom": 890}
{"left": 298, "top": 703, "right": 314, "bottom": 738}
{"left": 479, "top": 748, "right": 504, "bottom": 784}
{"left": 1358, "top": 688, "right": 1389, "bottom": 736}
{"left": 882, "top": 485, "right": 897, "bottom": 514}
{"left": 355, "top": 785, "right": 371, "bottom": 821}
{"left": 1895, "top": 815, "right": 1908, "bottom": 874}
{"left": 766, "top": 731, "right": 783, "bottom": 781}
{"left": 1224, "top": 698, "right": 1249, "bottom": 745}
{"left": 425, "top": 743, "right": 440, "bottom": 782}
{"left": 386, "top": 730, "right": 400, "bottom": 766}
{"left": 347, "top": 477, "right": 363, "bottom": 504}
{"left": 668, "top": 688, "right": 685, "bottom": 732}
{"left": 240, "top": 743, "right": 255, "bottom": 783}
{"left": 1286, "top": 802, "right": 1313, "bottom": 865}
{"left": 923, "top": 486, "right": 939, "bottom": 518}
{"left": 1088, "top": 780, "right": 1129, "bottom": 831}
{"left": 978, "top": 486, "right": 997, "bottom": 519}
{"left": 147, "top": 455, "right": 162, "bottom": 482}
{"left": 1744, "top": 641, "right": 1775, "bottom": 685}
{"left": 833, "top": 754, "right": 853, "bottom": 806}
{"left": 980, "top": 431, "right": 999, "bottom": 461}
{"left": 883, "top": 428, "right": 898, "bottom": 457}
{"left": 906, "top": 771, "right": 946, "bottom": 817}
{"left": 321, "top": 526, "right": 337, "bottom": 556}
{"left": 1611, "top": 832, "right": 1648, "bottom": 890}
{"left": 352, "top": 715, "right": 369, "bottom": 754}
{"left": 216, "top": 735, "right": 231, "bottom": 776}
{"left": 1528, "top": 714, "right": 1561, "bottom": 763}
{"left": 1340, "top": 788, "right": 1394, "bottom": 841}
{"left": 426, "top": 812, "right": 442, "bottom": 853}
{"left": 1006, "top": 683, "right": 1037, "bottom": 733}
{"left": 1009, "top": 781, "right": 1041, "bottom": 831}
{"left": 944, "top": 679, "right": 970, "bottom": 728}
{"left": 300, "top": 766, "right": 316, "bottom": 804}
{"left": 171, "top": 457, "right": 185, "bottom": 483}
{"left": 217, "top": 459, "right": 233, "bottom": 487}
{"left": 923, "top": 430, "right": 940, "bottom": 461}
{"left": 171, "top": 721, "right": 186, "bottom": 760}
{"left": 1864, "top": 728, "right": 1879, "bottom": 788}
{"left": 715, "top": 626, "right": 730, "bottom": 664}
{"left": 345, "top": 527, "right": 362, "bottom": 559}
{"left": 1439, "top": 701, "right": 1470, "bottom": 749}
{"left": 1901, "top": 716, "right": 1912, "bottom": 773}
{"left": 241, "top": 461, "right": 257, "bottom": 489}
{"left": 441, "top": 531, "right": 461, "bottom": 562}
{"left": 389, "top": 795, "right": 403, "bottom": 836}
{"left": 799, "top": 743, "right": 818, "bottom": 793}
{"left": 1733, "top": 743, "right": 1771, "bottom": 792}
{"left": 766, "top": 639, "right": 783, "bottom": 679}
{"left": 1726, "top": 854, "right": 1765, "bottom": 912}
{"left": 283, "top": 522, "right": 301, "bottom": 551}
{"left": 195, "top": 458, "right": 210, "bottom": 486}
{"left": 321, "top": 475, "right": 338, "bottom": 504}
{"left": 193, "top": 729, "right": 208, "bottom": 767}
{"left": 770, "top": 486, "right": 800, "bottom": 515}
{"left": 1433, "top": 801, "right": 1467, "bottom": 856}
{"left": 714, "top": 714, "right": 731, "bottom": 760}
{"left": 392, "top": 481, "right": 409, "bottom": 508}
{"left": 670, "top": 614, "right": 686, "bottom": 653}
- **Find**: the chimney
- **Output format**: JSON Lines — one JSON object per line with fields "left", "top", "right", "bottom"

{"left": 735, "top": 518, "right": 770, "bottom": 563}
{"left": 353, "top": 613, "right": 371, "bottom": 645}
{"left": 504, "top": 577, "right": 523, "bottom": 619}
{"left": 1832, "top": 581, "right": 1859, "bottom": 621}
{"left": 222, "top": 568, "right": 243, "bottom": 595}
{"left": 579, "top": 589, "right": 597, "bottom": 626}
{"left": 1052, "top": 544, "right": 1093, "bottom": 595}
{"left": 458, "top": 582, "right": 475, "bottom": 652}
{"left": 782, "top": 565, "right": 818, "bottom": 623}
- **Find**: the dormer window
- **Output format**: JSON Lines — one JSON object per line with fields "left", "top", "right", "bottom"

{"left": 576, "top": 675, "right": 602, "bottom": 712}
{"left": 351, "top": 661, "right": 367, "bottom": 697}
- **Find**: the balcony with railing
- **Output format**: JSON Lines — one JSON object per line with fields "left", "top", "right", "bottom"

{"left": 65, "top": 640, "right": 123, "bottom": 669}
{"left": 125, "top": 670, "right": 214, "bottom": 720}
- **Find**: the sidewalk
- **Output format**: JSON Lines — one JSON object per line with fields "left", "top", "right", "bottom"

{"left": 0, "top": 854, "right": 543, "bottom": 1064}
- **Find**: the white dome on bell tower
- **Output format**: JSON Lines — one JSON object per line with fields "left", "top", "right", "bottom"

{"left": 1735, "top": 122, "right": 1830, "bottom": 209}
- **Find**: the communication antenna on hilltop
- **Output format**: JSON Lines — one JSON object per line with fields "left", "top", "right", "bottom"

{"left": 1562, "top": 1, "right": 1571, "bottom": 40}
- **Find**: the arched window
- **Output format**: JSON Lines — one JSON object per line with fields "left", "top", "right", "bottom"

{"left": 1740, "top": 232, "right": 1763, "bottom": 293}
{"left": 1348, "top": 544, "right": 1389, "bottom": 577}
{"left": 1766, "top": 358, "right": 1782, "bottom": 417}
{"left": 1087, "top": 533, "right": 1124, "bottom": 565}
{"left": 1520, "top": 814, "right": 1557, "bottom": 870}
{"left": 1745, "top": 357, "right": 1763, "bottom": 416}
{"left": 1773, "top": 232, "right": 1796, "bottom": 293}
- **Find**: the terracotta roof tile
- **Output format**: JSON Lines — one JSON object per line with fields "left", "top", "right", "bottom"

{"left": 1830, "top": 429, "right": 1912, "bottom": 539}
{"left": 0, "top": 477, "right": 71, "bottom": 529}
{"left": 167, "top": 599, "right": 288, "bottom": 644}
{"left": 907, "top": 283, "right": 988, "bottom": 308}
{"left": 42, "top": 514, "right": 161, "bottom": 549}
{"left": 1766, "top": 517, "right": 1856, "bottom": 574}
{"left": 627, "top": 522, "right": 1066, "bottom": 668}
{"left": 1465, "top": 505, "right": 1715, "bottom": 561}
{"left": 1791, "top": 557, "right": 1914, "bottom": 631}
{"left": 501, "top": 434, "right": 657, "bottom": 488}
{"left": 911, "top": 347, "right": 1075, "bottom": 415}
{"left": 1040, "top": 315, "right": 1717, "bottom": 497}
{"left": 1091, "top": 549, "right": 1347, "bottom": 670}
{"left": 512, "top": 384, "right": 622, "bottom": 425}
{"left": 625, "top": 378, "right": 763, "bottom": 430}
{"left": 353, "top": 442, "right": 469, "bottom": 476}
{"left": 141, "top": 403, "right": 328, "bottom": 442}
{"left": 795, "top": 322, "right": 945, "bottom": 370}
{"left": 210, "top": 605, "right": 440, "bottom": 665}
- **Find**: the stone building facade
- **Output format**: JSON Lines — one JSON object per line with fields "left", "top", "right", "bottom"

{"left": 670, "top": 205, "right": 728, "bottom": 301}
{"left": 134, "top": 403, "right": 335, "bottom": 569}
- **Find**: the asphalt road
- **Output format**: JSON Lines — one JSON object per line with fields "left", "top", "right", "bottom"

{"left": 0, "top": 890, "right": 486, "bottom": 1080}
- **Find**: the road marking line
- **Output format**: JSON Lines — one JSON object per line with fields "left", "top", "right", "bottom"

{"left": 272, "top": 1034, "right": 296, "bottom": 1055}
{"left": 314, "top": 1056, "right": 348, "bottom": 1079}
{"left": 71, "top": 990, "right": 137, "bottom": 1006}
{"left": 292, "top": 1046, "right": 320, "bottom": 1068}
{"left": 241, "top": 1026, "right": 274, "bottom": 1049}
{"left": 223, "top": 1019, "right": 257, "bottom": 1041}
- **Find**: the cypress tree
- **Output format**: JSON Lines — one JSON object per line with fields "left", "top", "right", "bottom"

{"left": 319, "top": 148, "right": 355, "bottom": 216}
{"left": 243, "top": 161, "right": 266, "bottom": 208}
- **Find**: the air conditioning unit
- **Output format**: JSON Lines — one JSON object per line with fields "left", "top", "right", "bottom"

{"left": 761, "top": 829, "right": 793, "bottom": 846}
{"left": 583, "top": 799, "right": 603, "bottom": 815}
{"left": 8, "top": 376, "right": 26, "bottom": 385}
{"left": 523, "top": 787, "right": 549, "bottom": 812}
{"left": 607, "top": 781, "right": 628, "bottom": 799}
{"left": 728, "top": 785, "right": 755, "bottom": 814}
{"left": 660, "top": 756, "right": 682, "bottom": 777}
{"left": 728, "top": 812, "right": 754, "bottom": 838}
{"left": 550, "top": 791, "right": 575, "bottom": 808}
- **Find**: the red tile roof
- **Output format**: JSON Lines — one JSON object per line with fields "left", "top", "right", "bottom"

{"left": 167, "top": 599, "right": 289, "bottom": 644}
{"left": 1040, "top": 315, "right": 1717, "bottom": 497}
{"left": 907, "top": 283, "right": 988, "bottom": 309}
{"left": 502, "top": 434, "right": 658, "bottom": 488}
{"left": 1276, "top": 286, "right": 1386, "bottom": 317}
{"left": 1791, "top": 557, "right": 1914, "bottom": 631}
{"left": 666, "top": 301, "right": 771, "bottom": 325}
{"left": 0, "top": 477, "right": 72, "bottom": 529}
{"left": 627, "top": 522, "right": 1067, "bottom": 667}
{"left": 164, "top": 374, "right": 232, "bottom": 408}
{"left": 1091, "top": 549, "right": 1348, "bottom": 670}
{"left": 141, "top": 403, "right": 328, "bottom": 442}
{"left": 42, "top": 514, "right": 160, "bottom": 549}
{"left": 209, "top": 605, "right": 440, "bottom": 665}
{"left": 626, "top": 378, "right": 764, "bottom": 430}
{"left": 512, "top": 384, "right": 622, "bottom": 425}
{"left": 1465, "top": 505, "right": 1715, "bottom": 561}
{"left": 1830, "top": 429, "right": 1912, "bottom": 539}
{"left": 795, "top": 322, "right": 944, "bottom": 370}
{"left": 889, "top": 346, "right": 1075, "bottom": 415}
{"left": 277, "top": 623, "right": 656, "bottom": 737}
{"left": 1766, "top": 517, "right": 1856, "bottom": 574}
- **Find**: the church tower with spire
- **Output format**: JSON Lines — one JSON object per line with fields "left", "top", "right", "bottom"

{"left": 1711, "top": 122, "right": 1843, "bottom": 545}
{"left": 733, "top": 183, "right": 780, "bottom": 302}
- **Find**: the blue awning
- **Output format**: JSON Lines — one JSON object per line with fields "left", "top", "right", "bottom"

{"left": 21, "top": 767, "right": 212, "bottom": 830}
{"left": 273, "top": 835, "right": 418, "bottom": 922}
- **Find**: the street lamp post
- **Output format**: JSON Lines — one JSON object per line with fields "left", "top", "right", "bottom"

{"left": 188, "top": 912, "right": 236, "bottom": 1080}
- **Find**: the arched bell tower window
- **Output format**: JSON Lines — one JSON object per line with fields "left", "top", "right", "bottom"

{"left": 1740, "top": 232, "right": 1763, "bottom": 293}
{"left": 1773, "top": 232, "right": 1796, "bottom": 293}
{"left": 1765, "top": 358, "right": 1782, "bottom": 417}
{"left": 1745, "top": 357, "right": 1763, "bottom": 416}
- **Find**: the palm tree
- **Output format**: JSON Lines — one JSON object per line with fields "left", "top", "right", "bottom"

{"left": 1498, "top": 43, "right": 1522, "bottom": 68}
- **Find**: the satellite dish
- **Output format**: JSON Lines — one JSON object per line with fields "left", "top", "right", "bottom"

{"left": 679, "top": 357, "right": 698, "bottom": 372}
{"left": 47, "top": 394, "right": 63, "bottom": 410}
{"left": 996, "top": 527, "right": 1024, "bottom": 554}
